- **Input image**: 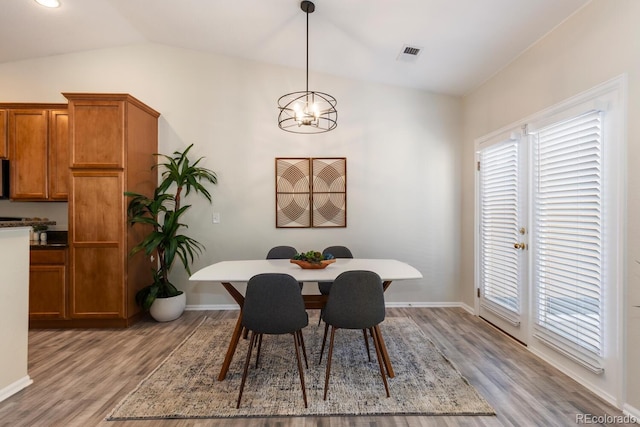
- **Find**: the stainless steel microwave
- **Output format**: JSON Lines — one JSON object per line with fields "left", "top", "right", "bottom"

{"left": 0, "top": 159, "right": 9, "bottom": 199}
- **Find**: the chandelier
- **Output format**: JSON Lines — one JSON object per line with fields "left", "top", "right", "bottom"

{"left": 278, "top": 1, "right": 337, "bottom": 134}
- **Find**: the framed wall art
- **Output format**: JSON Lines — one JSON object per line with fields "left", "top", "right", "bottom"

{"left": 275, "top": 157, "right": 346, "bottom": 228}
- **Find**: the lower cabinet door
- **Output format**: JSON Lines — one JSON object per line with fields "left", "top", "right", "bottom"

{"left": 29, "top": 264, "right": 67, "bottom": 319}
{"left": 70, "top": 246, "right": 124, "bottom": 318}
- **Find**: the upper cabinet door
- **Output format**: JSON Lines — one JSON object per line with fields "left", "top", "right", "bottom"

{"left": 49, "top": 110, "right": 69, "bottom": 200}
{"left": 69, "top": 100, "right": 124, "bottom": 168}
{"left": 9, "top": 109, "right": 48, "bottom": 200}
{"left": 0, "top": 110, "right": 7, "bottom": 158}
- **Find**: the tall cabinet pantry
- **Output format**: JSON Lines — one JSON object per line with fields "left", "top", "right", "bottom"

{"left": 64, "top": 93, "right": 159, "bottom": 328}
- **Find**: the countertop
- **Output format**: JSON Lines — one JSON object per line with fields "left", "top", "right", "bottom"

{"left": 0, "top": 220, "right": 56, "bottom": 228}
{"left": 0, "top": 219, "right": 66, "bottom": 247}
{"left": 30, "top": 241, "right": 68, "bottom": 249}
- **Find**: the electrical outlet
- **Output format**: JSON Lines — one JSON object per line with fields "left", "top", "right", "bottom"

{"left": 212, "top": 212, "right": 221, "bottom": 224}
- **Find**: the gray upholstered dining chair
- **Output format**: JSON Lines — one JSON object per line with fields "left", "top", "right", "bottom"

{"left": 236, "top": 273, "right": 309, "bottom": 409}
{"left": 319, "top": 270, "right": 390, "bottom": 400}
{"left": 266, "top": 246, "right": 303, "bottom": 289}
{"left": 317, "top": 246, "right": 353, "bottom": 296}
{"left": 317, "top": 246, "right": 353, "bottom": 325}
{"left": 266, "top": 245, "right": 298, "bottom": 260}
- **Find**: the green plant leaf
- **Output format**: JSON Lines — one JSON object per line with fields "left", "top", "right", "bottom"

{"left": 125, "top": 143, "right": 217, "bottom": 310}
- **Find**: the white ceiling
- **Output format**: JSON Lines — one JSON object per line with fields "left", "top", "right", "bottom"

{"left": 1, "top": 0, "right": 590, "bottom": 95}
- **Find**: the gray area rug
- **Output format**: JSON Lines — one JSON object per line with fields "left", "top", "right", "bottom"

{"left": 107, "top": 316, "right": 494, "bottom": 420}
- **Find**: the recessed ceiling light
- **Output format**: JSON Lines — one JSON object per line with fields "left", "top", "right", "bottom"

{"left": 35, "top": 0, "right": 60, "bottom": 8}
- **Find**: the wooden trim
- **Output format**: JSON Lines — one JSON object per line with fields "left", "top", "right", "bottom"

{"left": 0, "top": 103, "right": 67, "bottom": 109}
{"left": 302, "top": 294, "right": 328, "bottom": 309}
{"left": 62, "top": 93, "right": 160, "bottom": 118}
{"left": 0, "top": 110, "right": 7, "bottom": 158}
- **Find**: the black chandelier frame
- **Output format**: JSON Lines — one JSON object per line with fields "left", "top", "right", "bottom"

{"left": 278, "top": 0, "right": 338, "bottom": 134}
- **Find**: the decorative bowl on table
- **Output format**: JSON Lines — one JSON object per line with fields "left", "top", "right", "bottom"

{"left": 290, "top": 258, "right": 336, "bottom": 269}
{"left": 290, "top": 250, "right": 336, "bottom": 269}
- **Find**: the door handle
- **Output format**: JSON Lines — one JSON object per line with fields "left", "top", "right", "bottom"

{"left": 514, "top": 242, "right": 526, "bottom": 250}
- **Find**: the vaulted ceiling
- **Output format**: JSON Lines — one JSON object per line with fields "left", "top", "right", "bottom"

{"left": 1, "top": 0, "right": 590, "bottom": 95}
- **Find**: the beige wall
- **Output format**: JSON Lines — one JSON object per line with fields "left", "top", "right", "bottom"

{"left": 462, "top": 0, "right": 640, "bottom": 412}
{"left": 0, "top": 227, "right": 31, "bottom": 402}
{"left": 4, "top": 0, "right": 635, "bottom": 410}
{"left": 0, "top": 43, "right": 462, "bottom": 307}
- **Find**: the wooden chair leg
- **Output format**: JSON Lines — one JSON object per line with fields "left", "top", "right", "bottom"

{"left": 292, "top": 332, "right": 308, "bottom": 408}
{"left": 323, "top": 326, "right": 337, "bottom": 400}
{"left": 318, "top": 322, "right": 330, "bottom": 364}
{"left": 236, "top": 331, "right": 257, "bottom": 408}
{"left": 254, "top": 334, "right": 263, "bottom": 368}
{"left": 297, "top": 330, "right": 308, "bottom": 369}
{"left": 362, "top": 329, "right": 371, "bottom": 362}
{"left": 370, "top": 327, "right": 391, "bottom": 397}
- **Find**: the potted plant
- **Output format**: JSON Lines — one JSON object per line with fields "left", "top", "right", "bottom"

{"left": 290, "top": 250, "right": 336, "bottom": 269}
{"left": 125, "top": 144, "right": 217, "bottom": 322}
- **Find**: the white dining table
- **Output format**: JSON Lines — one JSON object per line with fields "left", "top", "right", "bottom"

{"left": 189, "top": 258, "right": 423, "bottom": 381}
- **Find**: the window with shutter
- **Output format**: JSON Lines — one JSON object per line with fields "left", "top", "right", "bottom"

{"left": 532, "top": 110, "right": 604, "bottom": 373}
{"left": 479, "top": 139, "right": 521, "bottom": 320}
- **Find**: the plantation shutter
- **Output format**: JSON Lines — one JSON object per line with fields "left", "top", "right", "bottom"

{"left": 479, "top": 139, "right": 521, "bottom": 321}
{"left": 532, "top": 110, "right": 604, "bottom": 373}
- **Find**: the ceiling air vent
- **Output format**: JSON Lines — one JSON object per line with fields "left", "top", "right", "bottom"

{"left": 403, "top": 46, "right": 420, "bottom": 56}
{"left": 397, "top": 44, "right": 423, "bottom": 63}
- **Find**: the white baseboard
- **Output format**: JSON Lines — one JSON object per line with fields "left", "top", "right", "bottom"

{"left": 528, "top": 346, "right": 619, "bottom": 408}
{"left": 185, "top": 304, "right": 238, "bottom": 311}
{"left": 459, "top": 302, "right": 475, "bottom": 314}
{"left": 186, "top": 302, "right": 472, "bottom": 311}
{"left": 623, "top": 403, "right": 640, "bottom": 424}
{"left": 0, "top": 376, "right": 32, "bottom": 403}
{"left": 384, "top": 302, "right": 472, "bottom": 312}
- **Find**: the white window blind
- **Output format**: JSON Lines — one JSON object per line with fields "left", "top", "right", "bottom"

{"left": 532, "top": 110, "right": 604, "bottom": 373}
{"left": 479, "top": 139, "right": 521, "bottom": 318}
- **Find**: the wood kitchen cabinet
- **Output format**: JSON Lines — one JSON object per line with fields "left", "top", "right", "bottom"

{"left": 29, "top": 248, "right": 67, "bottom": 321}
{"left": 64, "top": 93, "right": 159, "bottom": 328}
{"left": 48, "top": 110, "right": 70, "bottom": 199}
{"left": 0, "top": 110, "right": 7, "bottom": 158}
{"left": 9, "top": 109, "right": 47, "bottom": 199}
{"left": 2, "top": 103, "right": 69, "bottom": 200}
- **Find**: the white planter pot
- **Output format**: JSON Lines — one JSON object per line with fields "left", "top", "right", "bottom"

{"left": 149, "top": 292, "right": 186, "bottom": 322}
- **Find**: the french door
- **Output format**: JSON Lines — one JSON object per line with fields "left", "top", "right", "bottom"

{"left": 476, "top": 130, "right": 529, "bottom": 344}
{"left": 474, "top": 77, "right": 625, "bottom": 402}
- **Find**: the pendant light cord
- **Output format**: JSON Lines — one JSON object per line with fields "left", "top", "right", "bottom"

{"left": 306, "top": 8, "right": 309, "bottom": 95}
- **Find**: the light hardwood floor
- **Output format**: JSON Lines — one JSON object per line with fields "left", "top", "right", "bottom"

{"left": 0, "top": 307, "right": 633, "bottom": 427}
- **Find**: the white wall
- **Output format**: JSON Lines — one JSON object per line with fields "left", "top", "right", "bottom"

{"left": 461, "top": 0, "right": 640, "bottom": 412}
{"left": 0, "top": 202, "right": 68, "bottom": 231}
{"left": 0, "top": 43, "right": 462, "bottom": 307}
{"left": 0, "top": 227, "right": 32, "bottom": 402}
